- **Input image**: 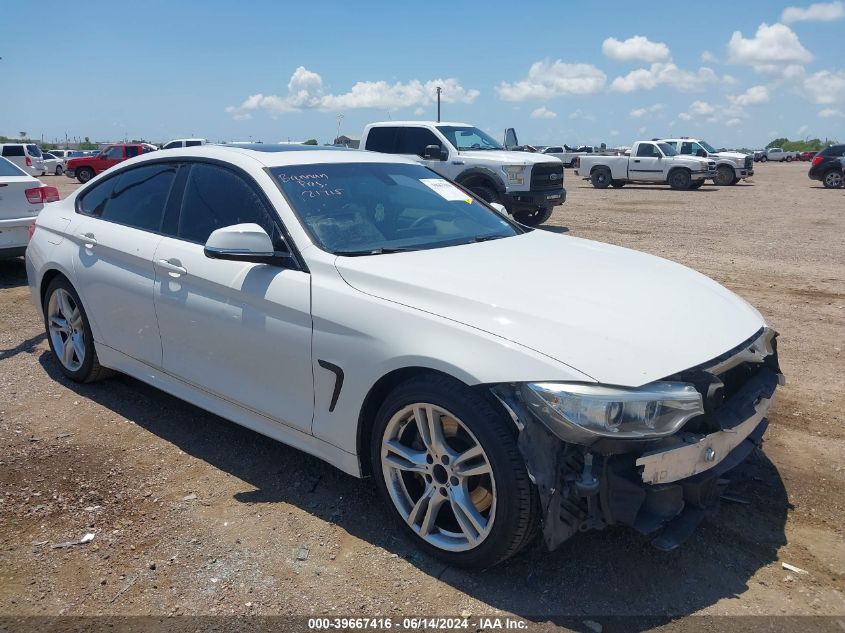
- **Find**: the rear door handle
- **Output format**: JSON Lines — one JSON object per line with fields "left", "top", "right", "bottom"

{"left": 78, "top": 232, "right": 97, "bottom": 247}
{"left": 157, "top": 258, "right": 187, "bottom": 276}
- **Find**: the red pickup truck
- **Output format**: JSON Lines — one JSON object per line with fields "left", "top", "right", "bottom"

{"left": 65, "top": 143, "right": 157, "bottom": 183}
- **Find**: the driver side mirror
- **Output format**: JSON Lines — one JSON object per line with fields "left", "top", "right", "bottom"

{"left": 204, "top": 223, "right": 292, "bottom": 265}
{"left": 423, "top": 144, "right": 447, "bottom": 161}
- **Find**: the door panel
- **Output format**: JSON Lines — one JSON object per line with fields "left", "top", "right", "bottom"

{"left": 152, "top": 237, "right": 314, "bottom": 433}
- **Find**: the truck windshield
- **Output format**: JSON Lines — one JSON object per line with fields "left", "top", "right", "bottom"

{"left": 436, "top": 126, "right": 503, "bottom": 151}
{"left": 657, "top": 142, "right": 678, "bottom": 156}
{"left": 699, "top": 140, "right": 718, "bottom": 153}
{"left": 272, "top": 162, "right": 520, "bottom": 256}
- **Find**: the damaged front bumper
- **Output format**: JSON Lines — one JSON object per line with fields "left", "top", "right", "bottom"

{"left": 495, "top": 328, "right": 784, "bottom": 551}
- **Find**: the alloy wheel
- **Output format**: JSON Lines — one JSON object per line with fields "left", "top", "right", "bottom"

{"left": 47, "top": 288, "right": 86, "bottom": 372}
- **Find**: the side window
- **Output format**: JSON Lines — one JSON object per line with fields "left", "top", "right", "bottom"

{"left": 99, "top": 163, "right": 177, "bottom": 232}
{"left": 163, "top": 141, "right": 179, "bottom": 149}
{"left": 125, "top": 146, "right": 140, "bottom": 158}
{"left": 103, "top": 146, "right": 124, "bottom": 159}
{"left": 680, "top": 142, "right": 694, "bottom": 154}
{"left": 78, "top": 178, "right": 117, "bottom": 217}
{"left": 186, "top": 140, "right": 202, "bottom": 147}
{"left": 636, "top": 143, "right": 657, "bottom": 158}
{"left": 176, "top": 163, "right": 283, "bottom": 247}
{"left": 2, "top": 146, "right": 25, "bottom": 157}
{"left": 395, "top": 127, "right": 442, "bottom": 157}
{"left": 364, "top": 127, "right": 398, "bottom": 153}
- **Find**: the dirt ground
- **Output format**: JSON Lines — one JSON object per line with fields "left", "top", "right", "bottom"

{"left": 1, "top": 163, "right": 843, "bottom": 629}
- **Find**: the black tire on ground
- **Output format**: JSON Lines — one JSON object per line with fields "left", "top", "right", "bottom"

{"left": 760, "top": 155, "right": 768, "bottom": 163}
{"left": 76, "top": 167, "right": 95, "bottom": 183}
{"left": 822, "top": 170, "right": 844, "bottom": 188}
{"left": 512, "top": 207, "right": 553, "bottom": 226}
{"left": 590, "top": 168, "right": 611, "bottom": 189}
{"left": 668, "top": 169, "right": 692, "bottom": 190}
{"left": 370, "top": 374, "right": 540, "bottom": 568}
{"left": 55, "top": 165, "right": 64, "bottom": 175}
{"left": 689, "top": 180, "right": 705, "bottom": 189}
{"left": 42, "top": 276, "right": 114, "bottom": 383}
{"left": 468, "top": 184, "right": 500, "bottom": 205}
{"left": 786, "top": 156, "right": 793, "bottom": 162}
{"left": 714, "top": 165, "right": 736, "bottom": 186}
{"left": 610, "top": 180, "right": 625, "bottom": 188}
{"left": 731, "top": 177, "right": 741, "bottom": 185}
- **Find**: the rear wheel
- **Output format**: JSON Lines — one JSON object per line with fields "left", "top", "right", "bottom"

{"left": 610, "top": 180, "right": 625, "bottom": 188}
{"left": 371, "top": 374, "right": 539, "bottom": 568}
{"left": 512, "top": 207, "right": 553, "bottom": 226}
{"left": 43, "top": 277, "right": 113, "bottom": 383}
{"left": 76, "top": 167, "right": 94, "bottom": 183}
{"left": 668, "top": 169, "right": 692, "bottom": 190}
{"left": 590, "top": 168, "right": 611, "bottom": 189}
{"left": 786, "top": 156, "right": 793, "bottom": 163}
{"left": 714, "top": 165, "right": 736, "bottom": 186}
{"left": 823, "top": 170, "right": 844, "bottom": 188}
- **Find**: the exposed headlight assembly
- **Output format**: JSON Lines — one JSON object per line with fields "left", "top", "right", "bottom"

{"left": 520, "top": 381, "right": 704, "bottom": 443}
{"left": 502, "top": 165, "right": 526, "bottom": 185}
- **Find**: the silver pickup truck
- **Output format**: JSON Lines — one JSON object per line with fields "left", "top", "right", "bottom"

{"left": 575, "top": 140, "right": 716, "bottom": 190}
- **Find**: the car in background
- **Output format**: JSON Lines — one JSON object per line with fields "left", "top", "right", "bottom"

{"left": 752, "top": 150, "right": 766, "bottom": 162}
{"left": 49, "top": 150, "right": 87, "bottom": 161}
{"left": 0, "top": 143, "right": 47, "bottom": 177}
{"left": 798, "top": 151, "right": 816, "bottom": 162}
{"left": 660, "top": 138, "right": 753, "bottom": 186}
{"left": 539, "top": 145, "right": 595, "bottom": 167}
{"left": 65, "top": 143, "right": 157, "bottom": 183}
{"left": 763, "top": 148, "right": 799, "bottom": 162}
{"left": 161, "top": 138, "right": 207, "bottom": 149}
{"left": 0, "top": 157, "right": 58, "bottom": 258}
{"left": 25, "top": 143, "right": 782, "bottom": 566}
{"left": 808, "top": 144, "right": 845, "bottom": 188}
{"left": 41, "top": 152, "right": 66, "bottom": 176}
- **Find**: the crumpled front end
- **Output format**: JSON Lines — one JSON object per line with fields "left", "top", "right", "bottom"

{"left": 495, "top": 328, "right": 784, "bottom": 551}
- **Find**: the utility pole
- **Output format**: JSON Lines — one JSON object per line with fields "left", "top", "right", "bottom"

{"left": 436, "top": 86, "right": 442, "bottom": 122}
{"left": 335, "top": 113, "right": 344, "bottom": 144}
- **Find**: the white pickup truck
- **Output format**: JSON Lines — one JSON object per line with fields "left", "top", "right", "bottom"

{"left": 659, "top": 138, "right": 753, "bottom": 186}
{"left": 538, "top": 145, "right": 596, "bottom": 168}
{"left": 763, "top": 147, "right": 800, "bottom": 162}
{"left": 574, "top": 140, "right": 716, "bottom": 190}
{"left": 361, "top": 121, "right": 565, "bottom": 225}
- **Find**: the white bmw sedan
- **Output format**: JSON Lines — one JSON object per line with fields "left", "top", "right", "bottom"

{"left": 26, "top": 144, "right": 783, "bottom": 567}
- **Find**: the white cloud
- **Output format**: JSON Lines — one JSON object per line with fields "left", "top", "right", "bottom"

{"left": 819, "top": 107, "right": 845, "bottom": 118}
{"left": 496, "top": 60, "right": 606, "bottom": 101}
{"left": 701, "top": 51, "right": 718, "bottom": 63}
{"left": 803, "top": 69, "right": 845, "bottom": 104}
{"left": 782, "top": 1, "right": 844, "bottom": 22}
{"left": 629, "top": 103, "right": 664, "bottom": 118}
{"left": 727, "top": 23, "right": 813, "bottom": 68}
{"left": 726, "top": 118, "right": 743, "bottom": 127}
{"left": 568, "top": 109, "right": 597, "bottom": 122}
{"left": 611, "top": 63, "right": 722, "bottom": 92}
{"left": 729, "top": 85, "right": 770, "bottom": 106}
{"left": 530, "top": 106, "right": 557, "bottom": 119}
{"left": 638, "top": 126, "right": 647, "bottom": 135}
{"left": 602, "top": 36, "right": 671, "bottom": 63}
{"left": 414, "top": 107, "right": 426, "bottom": 115}
{"left": 797, "top": 124, "right": 809, "bottom": 135}
{"left": 678, "top": 100, "right": 717, "bottom": 121}
{"left": 226, "top": 66, "right": 479, "bottom": 117}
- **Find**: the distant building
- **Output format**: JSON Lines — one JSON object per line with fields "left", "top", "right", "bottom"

{"left": 334, "top": 135, "right": 359, "bottom": 149}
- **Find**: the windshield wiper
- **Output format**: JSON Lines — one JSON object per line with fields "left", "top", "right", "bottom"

{"left": 467, "top": 235, "right": 508, "bottom": 244}
{"left": 336, "top": 246, "right": 418, "bottom": 256}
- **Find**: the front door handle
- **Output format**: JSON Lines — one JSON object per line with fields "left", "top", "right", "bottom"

{"left": 78, "top": 232, "right": 97, "bottom": 247}
{"left": 157, "top": 258, "right": 187, "bottom": 277}
{"left": 634, "top": 159, "right": 641, "bottom": 163}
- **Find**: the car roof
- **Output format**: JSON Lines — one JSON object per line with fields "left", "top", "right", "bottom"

{"left": 367, "top": 120, "right": 472, "bottom": 127}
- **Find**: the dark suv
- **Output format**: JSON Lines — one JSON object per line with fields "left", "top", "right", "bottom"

{"left": 808, "top": 144, "right": 845, "bottom": 188}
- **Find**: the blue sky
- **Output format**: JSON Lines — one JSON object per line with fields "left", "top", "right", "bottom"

{"left": 2, "top": 1, "right": 843, "bottom": 148}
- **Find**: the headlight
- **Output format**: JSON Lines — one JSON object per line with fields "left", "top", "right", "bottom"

{"left": 502, "top": 165, "right": 526, "bottom": 185}
{"left": 734, "top": 158, "right": 745, "bottom": 166}
{"left": 520, "top": 381, "right": 703, "bottom": 443}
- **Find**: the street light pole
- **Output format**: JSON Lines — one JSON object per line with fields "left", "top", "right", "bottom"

{"left": 436, "top": 86, "right": 442, "bottom": 122}
{"left": 335, "top": 113, "right": 344, "bottom": 144}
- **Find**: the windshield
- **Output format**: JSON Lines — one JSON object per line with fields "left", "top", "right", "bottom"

{"left": 436, "top": 126, "right": 503, "bottom": 151}
{"left": 657, "top": 142, "right": 678, "bottom": 156}
{"left": 0, "top": 157, "right": 27, "bottom": 177}
{"left": 699, "top": 140, "right": 718, "bottom": 153}
{"left": 272, "top": 163, "right": 520, "bottom": 256}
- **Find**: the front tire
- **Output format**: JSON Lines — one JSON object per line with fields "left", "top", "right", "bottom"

{"left": 371, "top": 374, "right": 539, "bottom": 568}
{"left": 468, "top": 184, "right": 499, "bottom": 206}
{"left": 43, "top": 277, "right": 113, "bottom": 383}
{"left": 590, "top": 168, "right": 611, "bottom": 189}
{"left": 76, "top": 167, "right": 94, "bottom": 183}
{"left": 714, "top": 165, "right": 736, "bottom": 186}
{"left": 786, "top": 156, "right": 793, "bottom": 162}
{"left": 668, "top": 169, "right": 692, "bottom": 190}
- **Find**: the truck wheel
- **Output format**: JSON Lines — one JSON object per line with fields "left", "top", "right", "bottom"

{"left": 513, "top": 207, "right": 553, "bottom": 226}
{"left": 76, "top": 167, "right": 95, "bottom": 183}
{"left": 689, "top": 180, "right": 704, "bottom": 189}
{"left": 823, "top": 170, "right": 844, "bottom": 188}
{"left": 714, "top": 165, "right": 736, "bottom": 186}
{"left": 668, "top": 169, "right": 692, "bottom": 190}
{"left": 731, "top": 177, "right": 741, "bottom": 185}
{"left": 468, "top": 185, "right": 500, "bottom": 206}
{"left": 760, "top": 155, "right": 768, "bottom": 163}
{"left": 610, "top": 180, "right": 625, "bottom": 188}
{"left": 590, "top": 168, "right": 611, "bottom": 189}
{"left": 785, "top": 156, "right": 793, "bottom": 163}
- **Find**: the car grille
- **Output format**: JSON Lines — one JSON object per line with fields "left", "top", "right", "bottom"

{"left": 707, "top": 161, "right": 717, "bottom": 175}
{"left": 745, "top": 156, "right": 753, "bottom": 170}
{"left": 531, "top": 163, "right": 564, "bottom": 190}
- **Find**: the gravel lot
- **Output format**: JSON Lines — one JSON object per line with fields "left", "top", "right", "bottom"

{"left": 1, "top": 163, "right": 843, "bottom": 627}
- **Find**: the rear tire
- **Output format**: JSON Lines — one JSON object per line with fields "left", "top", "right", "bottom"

{"left": 43, "top": 276, "right": 114, "bottom": 383}
{"left": 714, "top": 165, "right": 736, "bottom": 186}
{"left": 668, "top": 169, "right": 692, "bottom": 190}
{"left": 370, "top": 374, "right": 539, "bottom": 568}
{"left": 76, "top": 167, "right": 94, "bottom": 183}
{"left": 822, "top": 170, "right": 844, "bottom": 188}
{"left": 590, "top": 168, "right": 611, "bottom": 189}
{"left": 512, "top": 207, "right": 553, "bottom": 226}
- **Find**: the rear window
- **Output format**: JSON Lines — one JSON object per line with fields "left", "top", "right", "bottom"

{"left": 364, "top": 127, "right": 397, "bottom": 153}
{"left": 2, "top": 145, "right": 25, "bottom": 157}
{"left": 820, "top": 145, "right": 845, "bottom": 157}
{"left": 186, "top": 140, "right": 202, "bottom": 147}
{"left": 26, "top": 145, "right": 42, "bottom": 158}
{"left": 0, "top": 157, "right": 27, "bottom": 176}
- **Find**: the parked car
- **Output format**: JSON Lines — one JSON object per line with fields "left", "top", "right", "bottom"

{"left": 25, "top": 143, "right": 783, "bottom": 566}
{"left": 808, "top": 144, "right": 845, "bottom": 188}
{"left": 659, "top": 138, "right": 753, "bottom": 186}
{"left": 0, "top": 157, "right": 58, "bottom": 258}
{"left": 537, "top": 145, "right": 595, "bottom": 168}
{"left": 65, "top": 143, "right": 156, "bottom": 183}
{"left": 763, "top": 148, "right": 800, "bottom": 162}
{"left": 0, "top": 143, "right": 47, "bottom": 177}
{"left": 41, "top": 152, "right": 66, "bottom": 176}
{"left": 798, "top": 151, "right": 816, "bottom": 162}
{"left": 361, "top": 121, "right": 565, "bottom": 225}
{"left": 574, "top": 141, "right": 716, "bottom": 190}
{"left": 161, "top": 138, "right": 207, "bottom": 149}
{"left": 752, "top": 150, "right": 766, "bottom": 162}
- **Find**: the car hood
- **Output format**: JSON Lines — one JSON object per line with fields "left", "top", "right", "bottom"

{"left": 457, "top": 150, "right": 563, "bottom": 166}
{"left": 334, "top": 231, "right": 765, "bottom": 386}
{"left": 713, "top": 151, "right": 748, "bottom": 160}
